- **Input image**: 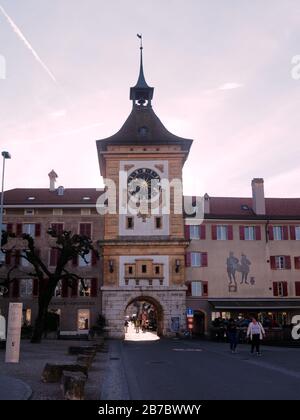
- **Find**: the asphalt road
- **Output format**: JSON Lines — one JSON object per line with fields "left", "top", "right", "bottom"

{"left": 103, "top": 338, "right": 300, "bottom": 400}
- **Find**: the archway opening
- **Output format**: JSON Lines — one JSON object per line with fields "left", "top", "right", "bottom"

{"left": 124, "top": 296, "right": 163, "bottom": 342}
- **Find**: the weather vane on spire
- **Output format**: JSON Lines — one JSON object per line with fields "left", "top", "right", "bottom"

{"left": 137, "top": 33, "right": 143, "bottom": 50}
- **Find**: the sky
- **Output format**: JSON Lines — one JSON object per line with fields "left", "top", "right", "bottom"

{"left": 0, "top": 0, "right": 300, "bottom": 198}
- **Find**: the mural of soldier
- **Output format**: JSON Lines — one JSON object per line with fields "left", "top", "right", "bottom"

{"left": 227, "top": 252, "right": 239, "bottom": 285}
{"left": 239, "top": 254, "right": 251, "bottom": 284}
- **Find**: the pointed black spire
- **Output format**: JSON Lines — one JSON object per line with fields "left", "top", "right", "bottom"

{"left": 130, "top": 34, "right": 154, "bottom": 107}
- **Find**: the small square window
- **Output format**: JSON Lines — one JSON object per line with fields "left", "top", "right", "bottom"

{"left": 155, "top": 266, "right": 160, "bottom": 275}
{"left": 129, "top": 266, "right": 133, "bottom": 275}
{"left": 155, "top": 217, "right": 162, "bottom": 229}
{"left": 127, "top": 217, "right": 134, "bottom": 229}
{"left": 142, "top": 265, "right": 147, "bottom": 274}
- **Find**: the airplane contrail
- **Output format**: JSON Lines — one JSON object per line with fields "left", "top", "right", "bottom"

{"left": 0, "top": 4, "right": 57, "bottom": 83}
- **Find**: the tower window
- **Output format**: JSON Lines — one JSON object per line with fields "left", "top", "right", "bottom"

{"left": 128, "top": 266, "right": 133, "bottom": 275}
{"left": 155, "top": 266, "right": 160, "bottom": 275}
{"left": 138, "top": 126, "right": 148, "bottom": 136}
{"left": 142, "top": 265, "right": 147, "bottom": 274}
{"left": 127, "top": 217, "right": 134, "bottom": 229}
{"left": 155, "top": 217, "right": 162, "bottom": 229}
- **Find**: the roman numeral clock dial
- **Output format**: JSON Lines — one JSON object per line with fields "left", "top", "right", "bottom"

{"left": 128, "top": 168, "right": 161, "bottom": 200}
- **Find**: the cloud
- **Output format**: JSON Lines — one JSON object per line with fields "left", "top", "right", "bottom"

{"left": 49, "top": 109, "right": 67, "bottom": 119}
{"left": 0, "top": 4, "right": 57, "bottom": 83}
{"left": 218, "top": 82, "right": 244, "bottom": 90}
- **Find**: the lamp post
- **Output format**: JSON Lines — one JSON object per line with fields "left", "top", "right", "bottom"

{"left": 0, "top": 151, "right": 11, "bottom": 263}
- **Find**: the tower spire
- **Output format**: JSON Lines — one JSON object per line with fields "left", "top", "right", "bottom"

{"left": 130, "top": 34, "right": 154, "bottom": 107}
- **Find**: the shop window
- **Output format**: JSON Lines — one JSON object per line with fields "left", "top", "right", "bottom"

{"left": 77, "top": 309, "right": 90, "bottom": 331}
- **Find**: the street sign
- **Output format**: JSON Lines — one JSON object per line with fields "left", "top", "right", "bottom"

{"left": 186, "top": 308, "right": 194, "bottom": 317}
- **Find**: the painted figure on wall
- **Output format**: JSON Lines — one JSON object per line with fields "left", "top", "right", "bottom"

{"left": 226, "top": 252, "right": 253, "bottom": 288}
{"left": 240, "top": 254, "right": 251, "bottom": 284}
{"left": 227, "top": 252, "right": 239, "bottom": 285}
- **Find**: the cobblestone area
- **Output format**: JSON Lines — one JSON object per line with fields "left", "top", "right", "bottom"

{"left": 0, "top": 339, "right": 108, "bottom": 400}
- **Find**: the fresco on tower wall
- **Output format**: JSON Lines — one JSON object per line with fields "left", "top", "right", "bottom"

{"left": 226, "top": 252, "right": 255, "bottom": 292}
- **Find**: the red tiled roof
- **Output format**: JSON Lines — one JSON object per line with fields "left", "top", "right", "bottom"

{"left": 2, "top": 189, "right": 104, "bottom": 206}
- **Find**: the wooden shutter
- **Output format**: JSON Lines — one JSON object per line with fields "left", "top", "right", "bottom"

{"left": 201, "top": 252, "right": 208, "bottom": 267}
{"left": 294, "top": 257, "right": 300, "bottom": 270}
{"left": 6, "top": 223, "right": 13, "bottom": 234}
{"left": 268, "top": 225, "right": 274, "bottom": 241}
{"left": 270, "top": 256, "right": 276, "bottom": 270}
{"left": 200, "top": 225, "right": 206, "bottom": 240}
{"left": 71, "top": 280, "right": 78, "bottom": 297}
{"left": 282, "top": 282, "right": 288, "bottom": 297}
{"left": 295, "top": 282, "right": 300, "bottom": 297}
{"left": 185, "top": 253, "right": 191, "bottom": 267}
{"left": 35, "top": 224, "right": 41, "bottom": 237}
{"left": 273, "top": 282, "right": 279, "bottom": 296}
{"left": 290, "top": 226, "right": 296, "bottom": 241}
{"left": 12, "top": 279, "right": 19, "bottom": 298}
{"left": 239, "top": 226, "right": 245, "bottom": 240}
{"left": 91, "top": 278, "right": 98, "bottom": 297}
{"left": 50, "top": 249, "right": 58, "bottom": 266}
{"left": 202, "top": 281, "right": 208, "bottom": 297}
{"left": 184, "top": 225, "right": 190, "bottom": 240}
{"left": 285, "top": 256, "right": 291, "bottom": 270}
{"left": 16, "top": 223, "right": 23, "bottom": 236}
{"left": 92, "top": 250, "right": 98, "bottom": 266}
{"left": 61, "top": 280, "right": 68, "bottom": 298}
{"left": 228, "top": 225, "right": 233, "bottom": 240}
{"left": 211, "top": 225, "right": 217, "bottom": 240}
{"left": 283, "top": 226, "right": 289, "bottom": 240}
{"left": 186, "top": 282, "right": 192, "bottom": 296}
{"left": 255, "top": 226, "right": 261, "bottom": 241}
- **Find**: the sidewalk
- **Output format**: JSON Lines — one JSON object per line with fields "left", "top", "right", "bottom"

{"left": 0, "top": 375, "right": 32, "bottom": 400}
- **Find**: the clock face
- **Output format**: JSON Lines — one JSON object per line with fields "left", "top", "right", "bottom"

{"left": 128, "top": 168, "right": 161, "bottom": 199}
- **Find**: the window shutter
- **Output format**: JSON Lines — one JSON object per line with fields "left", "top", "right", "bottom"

{"left": 283, "top": 282, "right": 288, "bottom": 297}
{"left": 294, "top": 257, "right": 300, "bottom": 270}
{"left": 239, "top": 226, "right": 245, "bottom": 240}
{"left": 12, "top": 279, "right": 19, "bottom": 298}
{"left": 202, "top": 281, "right": 208, "bottom": 296}
{"left": 91, "top": 278, "right": 98, "bottom": 297}
{"left": 185, "top": 252, "right": 191, "bottom": 267}
{"left": 7, "top": 223, "right": 13, "bottom": 234}
{"left": 79, "top": 224, "right": 85, "bottom": 236}
{"left": 50, "top": 249, "right": 58, "bottom": 266}
{"left": 283, "top": 226, "right": 289, "bottom": 240}
{"left": 268, "top": 225, "right": 274, "bottom": 241}
{"left": 92, "top": 250, "right": 98, "bottom": 266}
{"left": 255, "top": 226, "right": 261, "bottom": 241}
{"left": 5, "top": 251, "right": 11, "bottom": 265}
{"left": 33, "top": 279, "right": 39, "bottom": 297}
{"left": 35, "top": 224, "right": 41, "bottom": 237}
{"left": 211, "top": 225, "right": 217, "bottom": 240}
{"left": 71, "top": 280, "right": 78, "bottom": 297}
{"left": 16, "top": 223, "right": 23, "bottom": 236}
{"left": 200, "top": 225, "right": 206, "bottom": 240}
{"left": 201, "top": 252, "right": 208, "bottom": 267}
{"left": 15, "top": 250, "right": 21, "bottom": 266}
{"left": 61, "top": 280, "right": 68, "bottom": 298}
{"left": 290, "top": 226, "right": 296, "bottom": 241}
{"left": 295, "top": 282, "right": 300, "bottom": 297}
{"left": 285, "top": 256, "right": 291, "bottom": 270}
{"left": 273, "top": 282, "right": 279, "bottom": 296}
{"left": 184, "top": 225, "right": 190, "bottom": 240}
{"left": 270, "top": 256, "right": 276, "bottom": 270}
{"left": 228, "top": 225, "right": 233, "bottom": 240}
{"left": 186, "top": 282, "right": 192, "bottom": 296}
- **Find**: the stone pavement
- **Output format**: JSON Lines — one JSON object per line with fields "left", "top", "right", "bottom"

{"left": 125, "top": 322, "right": 159, "bottom": 342}
{"left": 0, "top": 375, "right": 32, "bottom": 400}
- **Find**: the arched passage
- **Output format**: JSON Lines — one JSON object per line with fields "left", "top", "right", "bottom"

{"left": 124, "top": 295, "right": 164, "bottom": 341}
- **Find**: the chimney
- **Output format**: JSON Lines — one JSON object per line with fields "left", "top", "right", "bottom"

{"left": 251, "top": 178, "right": 266, "bottom": 215}
{"left": 48, "top": 170, "right": 58, "bottom": 192}
{"left": 204, "top": 193, "right": 210, "bottom": 214}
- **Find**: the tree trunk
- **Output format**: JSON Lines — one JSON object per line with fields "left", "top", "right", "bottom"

{"left": 31, "top": 284, "right": 54, "bottom": 343}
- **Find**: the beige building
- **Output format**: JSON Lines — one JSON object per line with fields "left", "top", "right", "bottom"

{"left": 185, "top": 179, "right": 300, "bottom": 335}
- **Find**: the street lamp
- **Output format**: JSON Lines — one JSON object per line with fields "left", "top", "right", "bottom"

{"left": 0, "top": 151, "right": 11, "bottom": 260}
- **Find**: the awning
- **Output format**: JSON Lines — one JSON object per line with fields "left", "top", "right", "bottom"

{"left": 208, "top": 300, "right": 300, "bottom": 310}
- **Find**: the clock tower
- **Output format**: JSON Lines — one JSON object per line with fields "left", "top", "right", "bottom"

{"left": 96, "top": 39, "right": 193, "bottom": 338}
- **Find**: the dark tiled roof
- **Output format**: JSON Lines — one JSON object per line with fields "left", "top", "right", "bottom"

{"left": 2, "top": 188, "right": 104, "bottom": 206}
{"left": 96, "top": 106, "right": 193, "bottom": 151}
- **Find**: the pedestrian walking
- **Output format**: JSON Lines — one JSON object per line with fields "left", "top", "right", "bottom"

{"left": 247, "top": 317, "right": 265, "bottom": 356}
{"left": 226, "top": 318, "right": 239, "bottom": 353}
{"left": 124, "top": 320, "right": 129, "bottom": 334}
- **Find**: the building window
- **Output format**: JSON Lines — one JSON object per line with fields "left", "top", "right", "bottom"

{"left": 276, "top": 282, "right": 288, "bottom": 297}
{"left": 51, "top": 223, "right": 64, "bottom": 235}
{"left": 79, "top": 251, "right": 91, "bottom": 267}
{"left": 77, "top": 309, "right": 90, "bottom": 331}
{"left": 128, "top": 266, "right": 133, "bottom": 275}
{"left": 155, "top": 217, "right": 162, "bottom": 229}
{"left": 53, "top": 209, "right": 63, "bottom": 216}
{"left": 244, "top": 226, "right": 255, "bottom": 241}
{"left": 127, "top": 217, "right": 134, "bottom": 230}
{"left": 20, "top": 279, "right": 33, "bottom": 297}
{"left": 273, "top": 226, "right": 283, "bottom": 240}
{"left": 296, "top": 227, "right": 300, "bottom": 240}
{"left": 23, "top": 223, "right": 36, "bottom": 237}
{"left": 79, "top": 223, "right": 92, "bottom": 238}
{"left": 142, "top": 265, "right": 147, "bottom": 274}
{"left": 217, "top": 226, "right": 228, "bottom": 240}
{"left": 21, "top": 252, "right": 31, "bottom": 267}
{"left": 24, "top": 209, "right": 35, "bottom": 216}
{"left": 190, "top": 226, "right": 200, "bottom": 240}
{"left": 191, "top": 252, "right": 201, "bottom": 267}
{"left": 191, "top": 282, "right": 203, "bottom": 297}
{"left": 78, "top": 279, "right": 91, "bottom": 297}
{"left": 155, "top": 266, "right": 160, "bottom": 275}
{"left": 275, "top": 256, "right": 287, "bottom": 270}
{"left": 81, "top": 208, "right": 91, "bottom": 216}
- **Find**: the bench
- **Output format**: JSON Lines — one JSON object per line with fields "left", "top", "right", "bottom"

{"left": 61, "top": 371, "right": 87, "bottom": 400}
{"left": 41, "top": 363, "right": 88, "bottom": 383}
